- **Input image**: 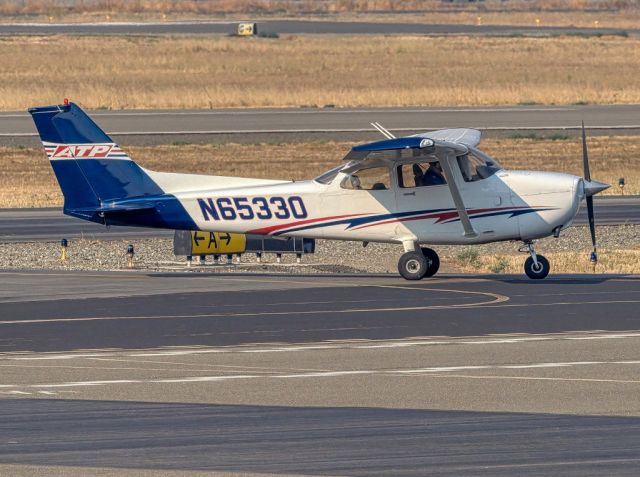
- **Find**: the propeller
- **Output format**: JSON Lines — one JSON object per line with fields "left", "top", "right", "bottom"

{"left": 581, "top": 121, "right": 610, "bottom": 267}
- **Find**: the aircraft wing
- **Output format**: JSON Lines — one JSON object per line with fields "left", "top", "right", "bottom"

{"left": 411, "top": 128, "right": 481, "bottom": 148}
{"left": 343, "top": 136, "right": 468, "bottom": 166}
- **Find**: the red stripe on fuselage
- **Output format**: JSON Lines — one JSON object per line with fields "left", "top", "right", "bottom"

{"left": 248, "top": 213, "right": 367, "bottom": 235}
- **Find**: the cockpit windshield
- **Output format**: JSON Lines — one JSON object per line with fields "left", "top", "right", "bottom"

{"left": 456, "top": 148, "right": 502, "bottom": 182}
{"left": 314, "top": 165, "right": 344, "bottom": 184}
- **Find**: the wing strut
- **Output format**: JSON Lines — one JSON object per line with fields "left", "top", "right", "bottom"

{"left": 439, "top": 152, "right": 478, "bottom": 238}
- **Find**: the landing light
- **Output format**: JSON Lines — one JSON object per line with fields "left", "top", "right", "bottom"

{"left": 419, "top": 138, "right": 434, "bottom": 148}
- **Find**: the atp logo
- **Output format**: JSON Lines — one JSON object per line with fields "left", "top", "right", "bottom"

{"left": 51, "top": 144, "right": 114, "bottom": 159}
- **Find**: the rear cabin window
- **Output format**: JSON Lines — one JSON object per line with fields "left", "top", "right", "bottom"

{"left": 397, "top": 161, "right": 447, "bottom": 188}
{"left": 341, "top": 167, "right": 391, "bottom": 190}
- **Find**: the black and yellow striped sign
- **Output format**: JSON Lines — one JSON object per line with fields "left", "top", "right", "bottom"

{"left": 190, "top": 231, "right": 246, "bottom": 254}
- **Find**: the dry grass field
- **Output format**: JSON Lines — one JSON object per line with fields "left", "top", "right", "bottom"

{"left": 0, "top": 0, "right": 634, "bottom": 15}
{"left": 453, "top": 247, "right": 640, "bottom": 275}
{"left": 0, "top": 135, "right": 636, "bottom": 209}
{"left": 1, "top": 35, "right": 639, "bottom": 110}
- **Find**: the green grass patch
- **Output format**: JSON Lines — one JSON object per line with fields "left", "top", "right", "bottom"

{"left": 457, "top": 249, "right": 482, "bottom": 269}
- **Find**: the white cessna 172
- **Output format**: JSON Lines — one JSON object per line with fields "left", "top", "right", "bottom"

{"left": 30, "top": 101, "right": 609, "bottom": 280}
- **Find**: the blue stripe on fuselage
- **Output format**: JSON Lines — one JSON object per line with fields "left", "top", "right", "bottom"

{"left": 442, "top": 207, "right": 555, "bottom": 223}
{"left": 274, "top": 208, "right": 452, "bottom": 235}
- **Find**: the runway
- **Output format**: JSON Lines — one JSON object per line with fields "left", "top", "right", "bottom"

{"left": 0, "top": 19, "right": 633, "bottom": 37}
{"left": 2, "top": 104, "right": 639, "bottom": 146}
{"left": 0, "top": 195, "right": 636, "bottom": 242}
{"left": 1, "top": 270, "right": 640, "bottom": 475}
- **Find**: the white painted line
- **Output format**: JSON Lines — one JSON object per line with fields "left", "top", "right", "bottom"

{"left": 466, "top": 457, "right": 640, "bottom": 471}
{"left": 25, "top": 379, "right": 140, "bottom": 388}
{"left": 5, "top": 331, "right": 640, "bottom": 361}
{"left": 3, "top": 358, "right": 640, "bottom": 390}
{"left": 7, "top": 353, "right": 107, "bottom": 360}
{"left": 277, "top": 370, "right": 372, "bottom": 378}
{"left": 3, "top": 124, "right": 640, "bottom": 137}
{"left": 420, "top": 374, "right": 640, "bottom": 385}
{"left": 399, "top": 360, "right": 640, "bottom": 374}
{"left": 155, "top": 375, "right": 261, "bottom": 383}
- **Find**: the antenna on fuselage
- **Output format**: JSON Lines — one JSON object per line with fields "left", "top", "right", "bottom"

{"left": 370, "top": 122, "right": 396, "bottom": 139}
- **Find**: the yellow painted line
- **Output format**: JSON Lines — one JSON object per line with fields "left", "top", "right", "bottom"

{"left": 4, "top": 296, "right": 637, "bottom": 326}
{"left": 466, "top": 299, "right": 640, "bottom": 309}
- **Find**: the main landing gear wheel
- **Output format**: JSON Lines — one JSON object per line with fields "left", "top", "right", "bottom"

{"left": 524, "top": 255, "right": 550, "bottom": 279}
{"left": 420, "top": 247, "right": 440, "bottom": 278}
{"left": 398, "top": 251, "right": 428, "bottom": 280}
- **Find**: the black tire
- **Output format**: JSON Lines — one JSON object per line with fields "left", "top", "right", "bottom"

{"left": 420, "top": 247, "right": 440, "bottom": 278}
{"left": 398, "top": 251, "right": 428, "bottom": 280}
{"left": 524, "top": 255, "right": 550, "bottom": 279}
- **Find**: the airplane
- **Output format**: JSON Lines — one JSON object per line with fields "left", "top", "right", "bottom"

{"left": 29, "top": 101, "right": 610, "bottom": 280}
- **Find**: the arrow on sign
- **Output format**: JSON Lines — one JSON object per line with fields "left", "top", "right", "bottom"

{"left": 193, "top": 232, "right": 204, "bottom": 247}
{"left": 220, "top": 232, "right": 231, "bottom": 245}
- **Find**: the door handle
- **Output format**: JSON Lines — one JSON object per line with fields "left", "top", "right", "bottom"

{"left": 403, "top": 192, "right": 416, "bottom": 196}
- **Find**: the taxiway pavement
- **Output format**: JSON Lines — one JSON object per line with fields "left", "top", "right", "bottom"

{"left": 1, "top": 196, "right": 636, "bottom": 242}
{"left": 1, "top": 271, "right": 640, "bottom": 475}
{"left": 2, "top": 104, "right": 639, "bottom": 147}
{"left": 0, "top": 19, "right": 634, "bottom": 37}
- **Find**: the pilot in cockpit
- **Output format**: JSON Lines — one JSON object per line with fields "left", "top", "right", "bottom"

{"left": 423, "top": 162, "right": 446, "bottom": 185}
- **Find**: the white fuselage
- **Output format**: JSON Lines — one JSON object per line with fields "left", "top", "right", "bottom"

{"left": 148, "top": 165, "right": 584, "bottom": 247}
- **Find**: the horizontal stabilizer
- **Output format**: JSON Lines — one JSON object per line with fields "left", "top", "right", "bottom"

{"left": 70, "top": 202, "right": 157, "bottom": 216}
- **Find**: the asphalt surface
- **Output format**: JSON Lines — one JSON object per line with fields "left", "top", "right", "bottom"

{"left": 0, "top": 196, "right": 635, "bottom": 242}
{"left": 1, "top": 271, "right": 640, "bottom": 476}
{"left": 0, "top": 19, "right": 634, "bottom": 37}
{"left": 0, "top": 207, "right": 173, "bottom": 241}
{"left": 3, "top": 104, "right": 640, "bottom": 146}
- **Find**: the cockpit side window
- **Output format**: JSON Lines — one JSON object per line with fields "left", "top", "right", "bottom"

{"left": 398, "top": 161, "right": 447, "bottom": 188}
{"left": 341, "top": 166, "right": 391, "bottom": 191}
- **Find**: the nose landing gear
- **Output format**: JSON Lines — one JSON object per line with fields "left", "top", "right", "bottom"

{"left": 397, "top": 245, "right": 440, "bottom": 280}
{"left": 522, "top": 241, "right": 550, "bottom": 279}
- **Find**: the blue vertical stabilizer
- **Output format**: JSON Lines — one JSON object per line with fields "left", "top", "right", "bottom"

{"left": 29, "top": 102, "right": 196, "bottom": 229}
